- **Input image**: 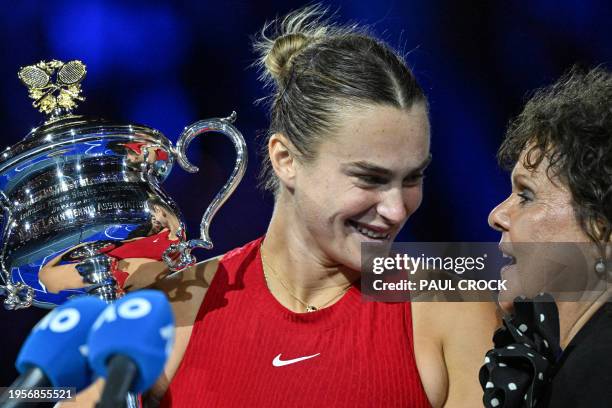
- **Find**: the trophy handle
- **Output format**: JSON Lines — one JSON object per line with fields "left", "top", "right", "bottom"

{"left": 163, "top": 111, "right": 247, "bottom": 271}
{"left": 0, "top": 191, "right": 34, "bottom": 309}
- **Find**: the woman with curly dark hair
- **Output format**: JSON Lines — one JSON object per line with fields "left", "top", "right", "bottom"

{"left": 483, "top": 67, "right": 612, "bottom": 407}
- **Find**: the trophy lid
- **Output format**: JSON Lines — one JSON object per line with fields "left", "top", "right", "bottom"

{"left": 0, "top": 60, "right": 172, "bottom": 171}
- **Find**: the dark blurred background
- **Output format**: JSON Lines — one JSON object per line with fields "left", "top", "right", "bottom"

{"left": 0, "top": 0, "right": 610, "bottom": 385}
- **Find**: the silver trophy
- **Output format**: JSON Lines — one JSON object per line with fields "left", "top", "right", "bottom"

{"left": 0, "top": 60, "right": 247, "bottom": 309}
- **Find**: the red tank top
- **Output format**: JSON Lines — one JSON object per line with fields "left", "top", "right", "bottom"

{"left": 100, "top": 229, "right": 178, "bottom": 261}
{"left": 124, "top": 142, "right": 170, "bottom": 161}
{"left": 99, "top": 229, "right": 179, "bottom": 287}
{"left": 161, "top": 237, "right": 431, "bottom": 407}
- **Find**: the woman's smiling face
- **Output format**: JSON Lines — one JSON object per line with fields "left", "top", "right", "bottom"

{"left": 290, "top": 103, "right": 431, "bottom": 271}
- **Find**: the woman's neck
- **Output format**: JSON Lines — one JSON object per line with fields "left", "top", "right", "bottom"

{"left": 557, "top": 290, "right": 611, "bottom": 349}
{"left": 166, "top": 219, "right": 181, "bottom": 240}
{"left": 262, "top": 200, "right": 358, "bottom": 312}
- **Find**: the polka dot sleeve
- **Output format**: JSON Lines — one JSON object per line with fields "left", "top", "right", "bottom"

{"left": 479, "top": 293, "right": 562, "bottom": 407}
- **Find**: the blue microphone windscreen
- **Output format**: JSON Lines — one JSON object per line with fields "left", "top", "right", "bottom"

{"left": 16, "top": 296, "right": 107, "bottom": 390}
{"left": 87, "top": 290, "right": 175, "bottom": 393}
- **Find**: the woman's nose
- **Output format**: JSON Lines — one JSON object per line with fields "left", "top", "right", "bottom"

{"left": 377, "top": 188, "right": 409, "bottom": 225}
{"left": 488, "top": 198, "right": 511, "bottom": 232}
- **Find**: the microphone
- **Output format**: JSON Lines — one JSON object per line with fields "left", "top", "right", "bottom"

{"left": 0, "top": 296, "right": 108, "bottom": 407}
{"left": 88, "top": 290, "right": 175, "bottom": 408}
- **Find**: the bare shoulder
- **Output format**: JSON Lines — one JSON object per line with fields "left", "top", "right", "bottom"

{"left": 58, "top": 256, "right": 224, "bottom": 408}
{"left": 155, "top": 255, "right": 222, "bottom": 324}
{"left": 146, "top": 255, "right": 223, "bottom": 405}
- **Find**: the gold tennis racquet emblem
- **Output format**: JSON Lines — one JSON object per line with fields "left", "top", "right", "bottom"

{"left": 18, "top": 59, "right": 87, "bottom": 118}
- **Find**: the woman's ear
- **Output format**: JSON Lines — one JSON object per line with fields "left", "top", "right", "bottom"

{"left": 268, "top": 133, "right": 297, "bottom": 190}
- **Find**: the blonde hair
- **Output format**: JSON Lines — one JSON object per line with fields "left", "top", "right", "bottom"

{"left": 253, "top": 5, "right": 427, "bottom": 194}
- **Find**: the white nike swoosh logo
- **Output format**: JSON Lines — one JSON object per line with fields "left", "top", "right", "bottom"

{"left": 272, "top": 353, "right": 320, "bottom": 367}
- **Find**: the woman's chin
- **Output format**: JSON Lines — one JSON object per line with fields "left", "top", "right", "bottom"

{"left": 341, "top": 250, "right": 363, "bottom": 273}
{"left": 497, "top": 298, "right": 515, "bottom": 314}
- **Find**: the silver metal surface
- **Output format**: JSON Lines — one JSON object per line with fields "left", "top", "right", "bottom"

{"left": 0, "top": 191, "right": 34, "bottom": 309}
{"left": 0, "top": 112, "right": 246, "bottom": 309}
{"left": 1, "top": 60, "right": 247, "bottom": 309}
{"left": 164, "top": 111, "right": 247, "bottom": 271}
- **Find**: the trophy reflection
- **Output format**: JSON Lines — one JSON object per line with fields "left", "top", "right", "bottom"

{"left": 0, "top": 59, "right": 247, "bottom": 309}
{"left": 39, "top": 196, "right": 182, "bottom": 295}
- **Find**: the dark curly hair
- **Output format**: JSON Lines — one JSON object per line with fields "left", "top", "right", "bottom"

{"left": 498, "top": 66, "right": 612, "bottom": 245}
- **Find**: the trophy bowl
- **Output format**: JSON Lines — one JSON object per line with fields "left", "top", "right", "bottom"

{"left": 0, "top": 60, "right": 247, "bottom": 309}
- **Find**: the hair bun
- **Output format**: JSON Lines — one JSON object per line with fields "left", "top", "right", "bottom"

{"left": 264, "top": 33, "right": 311, "bottom": 84}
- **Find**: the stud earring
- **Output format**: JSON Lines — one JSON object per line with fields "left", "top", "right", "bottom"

{"left": 594, "top": 258, "right": 607, "bottom": 276}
